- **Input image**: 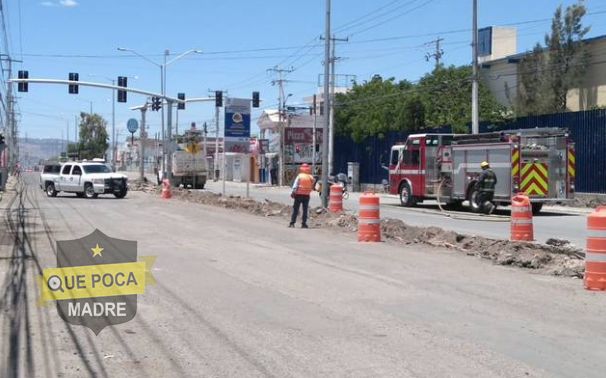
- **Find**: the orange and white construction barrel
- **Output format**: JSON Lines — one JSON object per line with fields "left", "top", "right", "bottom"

{"left": 161, "top": 179, "right": 172, "bottom": 199}
{"left": 329, "top": 184, "right": 344, "bottom": 213}
{"left": 585, "top": 206, "right": 606, "bottom": 291}
{"left": 510, "top": 194, "right": 533, "bottom": 241}
{"left": 358, "top": 191, "right": 381, "bottom": 242}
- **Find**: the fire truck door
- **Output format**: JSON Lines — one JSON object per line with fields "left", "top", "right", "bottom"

{"left": 389, "top": 146, "right": 403, "bottom": 195}
{"left": 403, "top": 138, "right": 423, "bottom": 195}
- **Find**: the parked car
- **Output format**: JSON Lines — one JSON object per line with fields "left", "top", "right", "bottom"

{"left": 40, "top": 161, "right": 128, "bottom": 199}
{"left": 39, "top": 163, "right": 62, "bottom": 190}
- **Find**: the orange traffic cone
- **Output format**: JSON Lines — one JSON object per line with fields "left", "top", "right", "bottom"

{"left": 161, "top": 179, "right": 172, "bottom": 199}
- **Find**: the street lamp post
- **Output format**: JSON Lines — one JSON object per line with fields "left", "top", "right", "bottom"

{"left": 118, "top": 47, "right": 201, "bottom": 182}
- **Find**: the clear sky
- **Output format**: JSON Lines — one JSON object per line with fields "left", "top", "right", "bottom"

{"left": 6, "top": 0, "right": 606, "bottom": 141}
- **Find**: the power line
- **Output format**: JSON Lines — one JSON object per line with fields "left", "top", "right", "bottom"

{"left": 335, "top": 0, "right": 422, "bottom": 34}
{"left": 347, "top": 0, "right": 440, "bottom": 38}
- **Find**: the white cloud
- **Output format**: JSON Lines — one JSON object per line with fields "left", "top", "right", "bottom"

{"left": 59, "top": 0, "right": 78, "bottom": 7}
{"left": 41, "top": 1, "right": 57, "bottom": 6}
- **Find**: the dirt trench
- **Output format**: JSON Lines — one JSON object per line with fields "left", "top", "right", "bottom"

{"left": 150, "top": 187, "right": 585, "bottom": 279}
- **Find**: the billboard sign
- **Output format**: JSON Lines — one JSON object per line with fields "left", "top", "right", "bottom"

{"left": 224, "top": 98, "right": 251, "bottom": 153}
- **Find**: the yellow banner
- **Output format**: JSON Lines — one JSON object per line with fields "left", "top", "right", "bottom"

{"left": 36, "top": 256, "right": 156, "bottom": 306}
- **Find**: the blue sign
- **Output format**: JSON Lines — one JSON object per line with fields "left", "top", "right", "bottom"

{"left": 224, "top": 98, "right": 251, "bottom": 138}
{"left": 127, "top": 118, "right": 139, "bottom": 134}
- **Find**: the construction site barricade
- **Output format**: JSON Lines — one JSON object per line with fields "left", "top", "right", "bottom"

{"left": 161, "top": 179, "right": 172, "bottom": 199}
{"left": 329, "top": 184, "right": 344, "bottom": 213}
{"left": 585, "top": 206, "right": 606, "bottom": 291}
{"left": 358, "top": 191, "right": 381, "bottom": 242}
{"left": 511, "top": 194, "right": 533, "bottom": 241}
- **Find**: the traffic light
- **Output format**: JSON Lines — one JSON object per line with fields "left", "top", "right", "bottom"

{"left": 151, "top": 96, "right": 162, "bottom": 111}
{"left": 117, "top": 76, "right": 127, "bottom": 103}
{"left": 215, "top": 90, "right": 222, "bottom": 107}
{"left": 0, "top": 132, "right": 4, "bottom": 145}
{"left": 178, "top": 93, "right": 185, "bottom": 110}
{"left": 252, "top": 91, "right": 260, "bottom": 108}
{"left": 68, "top": 72, "right": 79, "bottom": 94}
{"left": 17, "top": 70, "right": 28, "bottom": 92}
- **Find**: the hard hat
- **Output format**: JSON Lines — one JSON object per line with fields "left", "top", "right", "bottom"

{"left": 300, "top": 163, "right": 311, "bottom": 174}
{"left": 481, "top": 161, "right": 490, "bottom": 168}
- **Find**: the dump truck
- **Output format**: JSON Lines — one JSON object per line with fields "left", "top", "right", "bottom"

{"left": 386, "top": 128, "right": 575, "bottom": 214}
{"left": 171, "top": 150, "right": 207, "bottom": 189}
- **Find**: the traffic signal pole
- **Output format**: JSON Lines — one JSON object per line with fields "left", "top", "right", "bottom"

{"left": 139, "top": 105, "right": 147, "bottom": 181}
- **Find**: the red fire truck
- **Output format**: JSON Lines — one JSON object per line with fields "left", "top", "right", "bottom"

{"left": 386, "top": 128, "right": 575, "bottom": 214}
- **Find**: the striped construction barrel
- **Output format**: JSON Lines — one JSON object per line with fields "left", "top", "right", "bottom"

{"left": 510, "top": 194, "right": 533, "bottom": 241}
{"left": 358, "top": 191, "right": 381, "bottom": 242}
{"left": 329, "top": 184, "right": 344, "bottom": 213}
{"left": 585, "top": 206, "right": 606, "bottom": 291}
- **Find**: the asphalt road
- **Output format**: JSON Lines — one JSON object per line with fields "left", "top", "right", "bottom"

{"left": 204, "top": 180, "right": 590, "bottom": 248}
{"left": 1, "top": 173, "right": 605, "bottom": 378}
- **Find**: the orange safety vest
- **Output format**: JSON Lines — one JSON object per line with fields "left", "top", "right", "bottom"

{"left": 295, "top": 173, "right": 314, "bottom": 196}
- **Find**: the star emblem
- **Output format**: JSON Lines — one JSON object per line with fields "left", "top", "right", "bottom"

{"left": 91, "top": 244, "right": 104, "bottom": 258}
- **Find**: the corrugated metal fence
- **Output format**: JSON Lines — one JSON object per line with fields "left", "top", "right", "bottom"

{"left": 333, "top": 109, "right": 606, "bottom": 193}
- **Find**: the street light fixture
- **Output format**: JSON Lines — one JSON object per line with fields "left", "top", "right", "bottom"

{"left": 88, "top": 73, "right": 138, "bottom": 170}
{"left": 117, "top": 47, "right": 202, "bottom": 180}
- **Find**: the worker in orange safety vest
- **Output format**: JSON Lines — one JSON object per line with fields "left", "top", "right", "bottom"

{"left": 289, "top": 163, "right": 315, "bottom": 228}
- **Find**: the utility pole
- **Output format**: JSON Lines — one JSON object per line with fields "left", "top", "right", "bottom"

{"left": 269, "top": 67, "right": 293, "bottom": 186}
{"left": 166, "top": 100, "right": 173, "bottom": 180}
{"left": 139, "top": 104, "right": 147, "bottom": 181}
{"left": 111, "top": 79, "right": 116, "bottom": 169}
{"left": 425, "top": 37, "right": 444, "bottom": 69}
{"left": 472, "top": 0, "right": 479, "bottom": 134}
{"left": 326, "top": 34, "right": 348, "bottom": 176}
{"left": 203, "top": 122, "right": 208, "bottom": 166}
{"left": 312, "top": 94, "right": 317, "bottom": 175}
{"left": 66, "top": 120, "right": 69, "bottom": 154}
{"left": 1, "top": 55, "right": 22, "bottom": 173}
{"left": 321, "top": 0, "right": 331, "bottom": 207}
{"left": 161, "top": 50, "right": 168, "bottom": 180}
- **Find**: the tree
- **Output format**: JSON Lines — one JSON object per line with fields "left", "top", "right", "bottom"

{"left": 76, "top": 112, "right": 109, "bottom": 160}
{"left": 516, "top": 0, "right": 590, "bottom": 114}
{"left": 334, "top": 65, "right": 506, "bottom": 140}
{"left": 419, "top": 65, "right": 507, "bottom": 132}
{"left": 334, "top": 76, "right": 407, "bottom": 142}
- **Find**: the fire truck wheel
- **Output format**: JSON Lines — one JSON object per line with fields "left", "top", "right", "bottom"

{"left": 469, "top": 188, "right": 482, "bottom": 213}
{"left": 399, "top": 182, "right": 415, "bottom": 207}
{"left": 531, "top": 203, "right": 543, "bottom": 215}
{"left": 444, "top": 200, "right": 463, "bottom": 210}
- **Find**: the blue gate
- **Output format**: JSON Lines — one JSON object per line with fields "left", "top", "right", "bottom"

{"left": 333, "top": 109, "right": 606, "bottom": 193}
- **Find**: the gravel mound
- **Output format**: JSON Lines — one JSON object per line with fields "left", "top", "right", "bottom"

{"left": 161, "top": 190, "right": 585, "bottom": 278}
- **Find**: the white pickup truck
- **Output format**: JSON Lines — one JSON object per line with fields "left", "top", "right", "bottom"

{"left": 40, "top": 161, "right": 128, "bottom": 199}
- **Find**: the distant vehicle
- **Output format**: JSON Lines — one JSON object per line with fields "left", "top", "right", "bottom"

{"left": 161, "top": 150, "right": 207, "bottom": 189}
{"left": 40, "top": 161, "right": 128, "bottom": 199}
{"left": 385, "top": 128, "right": 575, "bottom": 214}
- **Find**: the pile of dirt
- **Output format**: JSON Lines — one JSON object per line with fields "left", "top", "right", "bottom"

{"left": 129, "top": 179, "right": 158, "bottom": 194}
{"left": 378, "top": 218, "right": 584, "bottom": 277}
{"left": 548, "top": 194, "right": 606, "bottom": 209}
{"left": 161, "top": 190, "right": 585, "bottom": 278}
